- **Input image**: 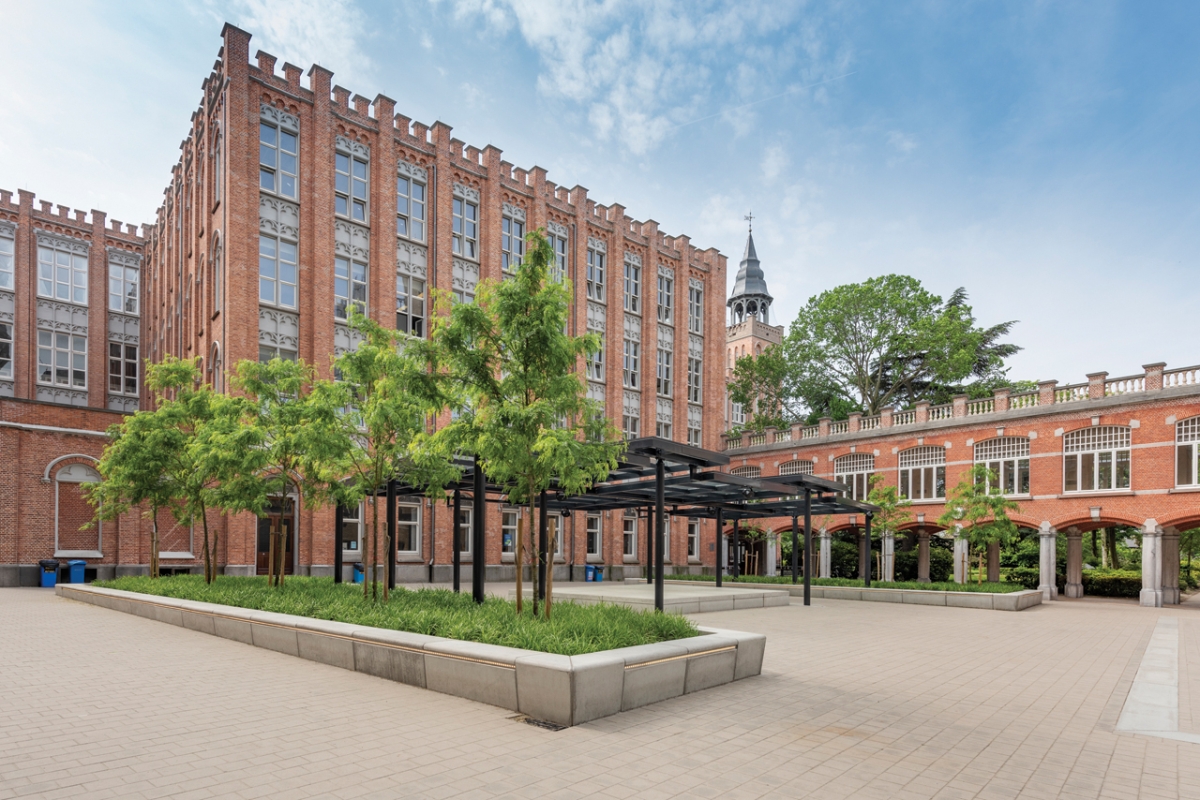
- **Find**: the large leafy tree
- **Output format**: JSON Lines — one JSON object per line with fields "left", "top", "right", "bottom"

{"left": 866, "top": 474, "right": 912, "bottom": 579}
{"left": 432, "top": 229, "right": 624, "bottom": 617}
{"left": 938, "top": 464, "right": 1020, "bottom": 584}
{"left": 328, "top": 309, "right": 456, "bottom": 602}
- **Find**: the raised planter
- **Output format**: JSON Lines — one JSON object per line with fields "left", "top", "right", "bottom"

{"left": 55, "top": 584, "right": 765, "bottom": 726}
{"left": 648, "top": 579, "right": 1042, "bottom": 611}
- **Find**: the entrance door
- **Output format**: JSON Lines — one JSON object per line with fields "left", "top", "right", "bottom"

{"left": 256, "top": 501, "right": 295, "bottom": 575}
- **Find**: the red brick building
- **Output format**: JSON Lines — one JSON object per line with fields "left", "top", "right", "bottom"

{"left": 0, "top": 23, "right": 730, "bottom": 584}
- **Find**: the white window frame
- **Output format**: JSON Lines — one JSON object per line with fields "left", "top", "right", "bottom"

{"left": 259, "top": 121, "right": 298, "bottom": 199}
{"left": 731, "top": 466, "right": 761, "bottom": 479}
{"left": 549, "top": 232, "right": 568, "bottom": 283}
{"left": 623, "top": 393, "right": 640, "bottom": 439}
{"left": 341, "top": 502, "right": 364, "bottom": 557}
{"left": 587, "top": 339, "right": 605, "bottom": 382}
{"left": 624, "top": 262, "right": 641, "bottom": 313}
{"left": 502, "top": 215, "right": 525, "bottom": 273}
{"left": 1178, "top": 417, "right": 1200, "bottom": 487}
{"left": 456, "top": 507, "right": 472, "bottom": 556}
{"left": 258, "top": 343, "right": 298, "bottom": 363}
{"left": 0, "top": 233, "right": 13, "bottom": 290}
{"left": 452, "top": 197, "right": 478, "bottom": 260}
{"left": 898, "top": 446, "right": 946, "bottom": 500}
{"left": 211, "top": 236, "right": 223, "bottom": 315}
{"left": 687, "top": 356, "right": 701, "bottom": 403}
{"left": 587, "top": 248, "right": 605, "bottom": 301}
{"left": 656, "top": 419, "right": 672, "bottom": 439}
{"left": 1063, "top": 426, "right": 1131, "bottom": 493}
{"left": 396, "top": 174, "right": 426, "bottom": 241}
{"left": 396, "top": 271, "right": 426, "bottom": 339}
{"left": 687, "top": 518, "right": 700, "bottom": 561}
{"left": 334, "top": 256, "right": 368, "bottom": 320}
{"left": 623, "top": 339, "right": 640, "bottom": 389}
{"left": 108, "top": 263, "right": 139, "bottom": 315}
{"left": 779, "top": 460, "right": 814, "bottom": 476}
{"left": 731, "top": 401, "right": 745, "bottom": 427}
{"left": 396, "top": 502, "right": 421, "bottom": 556}
{"left": 37, "top": 330, "right": 86, "bottom": 389}
{"left": 974, "top": 437, "right": 1031, "bottom": 496}
{"left": 259, "top": 234, "right": 297, "bottom": 309}
{"left": 586, "top": 514, "right": 602, "bottom": 560}
{"left": 623, "top": 511, "right": 638, "bottom": 559}
{"left": 336, "top": 149, "right": 369, "bottom": 222}
{"left": 38, "top": 243, "right": 88, "bottom": 305}
{"left": 834, "top": 453, "right": 875, "bottom": 501}
{"left": 688, "top": 285, "right": 703, "bottom": 334}
{"left": 502, "top": 508, "right": 519, "bottom": 556}
{"left": 0, "top": 321, "right": 12, "bottom": 379}
{"left": 656, "top": 348, "right": 672, "bottom": 397}
{"left": 107, "top": 342, "right": 138, "bottom": 396}
{"left": 657, "top": 273, "right": 673, "bottom": 323}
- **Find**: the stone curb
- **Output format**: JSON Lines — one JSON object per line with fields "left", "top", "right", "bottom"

{"left": 54, "top": 584, "right": 765, "bottom": 726}
{"left": 642, "top": 579, "right": 1042, "bottom": 611}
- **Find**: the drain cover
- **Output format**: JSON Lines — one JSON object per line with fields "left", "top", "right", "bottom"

{"left": 509, "top": 714, "right": 567, "bottom": 731}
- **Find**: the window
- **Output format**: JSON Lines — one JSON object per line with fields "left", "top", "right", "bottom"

{"left": 549, "top": 514, "right": 565, "bottom": 557}
{"left": 587, "top": 339, "right": 605, "bottom": 381}
{"left": 1178, "top": 417, "right": 1200, "bottom": 487}
{"left": 549, "top": 232, "right": 568, "bottom": 283}
{"left": 336, "top": 151, "right": 368, "bottom": 221}
{"left": 334, "top": 257, "right": 367, "bottom": 320}
{"left": 779, "top": 460, "right": 814, "bottom": 476}
{"left": 898, "top": 446, "right": 946, "bottom": 500}
{"left": 731, "top": 401, "right": 745, "bottom": 426}
{"left": 396, "top": 273, "right": 426, "bottom": 338}
{"left": 501, "top": 215, "right": 524, "bottom": 273}
{"left": 974, "top": 437, "right": 1031, "bottom": 495}
{"left": 661, "top": 516, "right": 670, "bottom": 562}
{"left": 0, "top": 234, "right": 13, "bottom": 290}
{"left": 624, "top": 261, "right": 640, "bottom": 312}
{"left": 258, "top": 344, "right": 297, "bottom": 363}
{"left": 586, "top": 514, "right": 602, "bottom": 559}
{"left": 657, "top": 273, "right": 673, "bottom": 323}
{"left": 259, "top": 122, "right": 297, "bottom": 199}
{"left": 212, "top": 239, "right": 223, "bottom": 314}
{"left": 37, "top": 330, "right": 86, "bottom": 388}
{"left": 730, "top": 466, "right": 761, "bottom": 479}
{"left": 396, "top": 175, "right": 425, "bottom": 240}
{"left": 688, "top": 285, "right": 703, "bottom": 334}
{"left": 587, "top": 248, "right": 605, "bottom": 301}
{"left": 622, "top": 393, "right": 640, "bottom": 438}
{"left": 834, "top": 453, "right": 874, "bottom": 501}
{"left": 396, "top": 504, "right": 420, "bottom": 554}
{"left": 687, "top": 519, "right": 699, "bottom": 560}
{"left": 657, "top": 419, "right": 672, "bottom": 439}
{"left": 687, "top": 357, "right": 702, "bottom": 403}
{"left": 623, "top": 339, "right": 640, "bottom": 389}
{"left": 502, "top": 509, "right": 519, "bottom": 555}
{"left": 1063, "top": 426, "right": 1131, "bottom": 492}
{"left": 623, "top": 512, "right": 637, "bottom": 558}
{"left": 258, "top": 235, "right": 297, "bottom": 308}
{"left": 109, "top": 264, "right": 139, "bottom": 315}
{"left": 38, "top": 244, "right": 88, "bottom": 304}
{"left": 108, "top": 343, "right": 137, "bottom": 396}
{"left": 0, "top": 322, "right": 11, "bottom": 379}
{"left": 452, "top": 197, "right": 478, "bottom": 259}
{"left": 456, "top": 507, "right": 472, "bottom": 555}
{"left": 687, "top": 406, "right": 702, "bottom": 447}
{"left": 656, "top": 349, "right": 672, "bottom": 396}
{"left": 213, "top": 133, "right": 222, "bottom": 204}
{"left": 341, "top": 503, "right": 362, "bottom": 553}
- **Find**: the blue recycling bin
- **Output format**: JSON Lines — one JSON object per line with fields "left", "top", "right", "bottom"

{"left": 352, "top": 563, "right": 365, "bottom": 584}
{"left": 68, "top": 560, "right": 86, "bottom": 584}
{"left": 595, "top": 567, "right": 604, "bottom": 582}
{"left": 39, "top": 559, "right": 59, "bottom": 588}
{"left": 585, "top": 565, "right": 595, "bottom": 582}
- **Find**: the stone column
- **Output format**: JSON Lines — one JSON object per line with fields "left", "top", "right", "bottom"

{"left": 765, "top": 537, "right": 777, "bottom": 577}
{"left": 1141, "top": 520, "right": 1163, "bottom": 608}
{"left": 987, "top": 541, "right": 1001, "bottom": 583}
{"left": 1162, "top": 527, "right": 1180, "bottom": 605}
{"left": 917, "top": 529, "right": 931, "bottom": 583}
{"left": 1038, "top": 521, "right": 1058, "bottom": 601}
{"left": 819, "top": 529, "right": 831, "bottom": 578}
{"left": 882, "top": 532, "right": 895, "bottom": 582}
{"left": 1065, "top": 527, "right": 1084, "bottom": 598}
{"left": 953, "top": 532, "right": 968, "bottom": 583}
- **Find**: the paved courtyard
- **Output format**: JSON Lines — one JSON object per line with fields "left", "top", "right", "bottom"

{"left": 4, "top": 587, "right": 1200, "bottom": 800}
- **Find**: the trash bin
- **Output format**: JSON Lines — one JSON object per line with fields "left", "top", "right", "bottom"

{"left": 595, "top": 567, "right": 604, "bottom": 582}
{"left": 352, "top": 562, "right": 365, "bottom": 584}
{"left": 68, "top": 560, "right": 86, "bottom": 584}
{"left": 585, "top": 565, "right": 595, "bottom": 582}
{"left": 39, "top": 559, "right": 59, "bottom": 588}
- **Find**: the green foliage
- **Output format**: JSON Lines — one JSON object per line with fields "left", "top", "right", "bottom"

{"left": 94, "top": 576, "right": 697, "bottom": 656}
{"left": 866, "top": 475, "right": 911, "bottom": 545}
{"left": 830, "top": 540, "right": 860, "bottom": 578}
{"left": 664, "top": 573, "right": 1025, "bottom": 593}
{"left": 894, "top": 548, "right": 954, "bottom": 583}
{"left": 939, "top": 464, "right": 1020, "bottom": 584}
{"left": 727, "top": 345, "right": 795, "bottom": 430}
{"left": 1081, "top": 570, "right": 1142, "bottom": 598}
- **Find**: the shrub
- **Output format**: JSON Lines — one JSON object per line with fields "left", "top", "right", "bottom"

{"left": 1082, "top": 570, "right": 1142, "bottom": 598}
{"left": 830, "top": 540, "right": 861, "bottom": 578}
{"left": 1006, "top": 567, "right": 1040, "bottom": 591}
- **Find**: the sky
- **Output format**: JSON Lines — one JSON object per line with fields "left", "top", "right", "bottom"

{"left": 2, "top": 0, "right": 1198, "bottom": 385}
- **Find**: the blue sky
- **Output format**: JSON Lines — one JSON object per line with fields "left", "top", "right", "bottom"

{"left": 3, "top": 1, "right": 1197, "bottom": 385}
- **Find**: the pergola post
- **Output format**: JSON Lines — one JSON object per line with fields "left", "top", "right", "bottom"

{"left": 644, "top": 505, "right": 654, "bottom": 584}
{"left": 655, "top": 456, "right": 665, "bottom": 612}
{"left": 864, "top": 513, "right": 873, "bottom": 588}
{"left": 386, "top": 480, "right": 397, "bottom": 591}
{"left": 538, "top": 490, "right": 548, "bottom": 604}
{"left": 803, "top": 489, "right": 812, "bottom": 606}
{"left": 790, "top": 515, "right": 798, "bottom": 584}
{"left": 333, "top": 504, "right": 344, "bottom": 584}
{"left": 452, "top": 488, "right": 461, "bottom": 593}
{"left": 715, "top": 507, "right": 724, "bottom": 588}
{"left": 472, "top": 456, "right": 485, "bottom": 604}
{"left": 732, "top": 517, "right": 741, "bottom": 579}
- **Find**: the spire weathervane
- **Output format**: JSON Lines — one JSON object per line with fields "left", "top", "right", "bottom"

{"left": 744, "top": 210, "right": 753, "bottom": 232}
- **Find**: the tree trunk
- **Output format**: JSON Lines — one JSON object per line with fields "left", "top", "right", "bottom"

{"left": 200, "top": 506, "right": 212, "bottom": 584}
{"left": 978, "top": 548, "right": 985, "bottom": 585}
{"left": 545, "top": 522, "right": 556, "bottom": 620}
{"left": 1107, "top": 528, "right": 1121, "bottom": 569}
{"left": 267, "top": 519, "right": 276, "bottom": 586}
{"left": 371, "top": 493, "right": 379, "bottom": 602}
{"left": 1091, "top": 530, "right": 1100, "bottom": 569}
{"left": 515, "top": 510, "right": 526, "bottom": 614}
{"left": 151, "top": 512, "right": 160, "bottom": 578}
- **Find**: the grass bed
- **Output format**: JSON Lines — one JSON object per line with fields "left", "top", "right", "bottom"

{"left": 660, "top": 573, "right": 1026, "bottom": 593}
{"left": 93, "top": 575, "right": 698, "bottom": 656}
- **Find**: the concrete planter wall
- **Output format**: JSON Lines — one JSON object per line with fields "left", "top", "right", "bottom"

{"left": 55, "top": 585, "right": 765, "bottom": 726}
{"left": 649, "top": 579, "right": 1042, "bottom": 611}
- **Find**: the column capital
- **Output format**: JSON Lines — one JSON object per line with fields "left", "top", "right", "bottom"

{"left": 1065, "top": 526, "right": 1082, "bottom": 537}
{"left": 1039, "top": 521, "right": 1057, "bottom": 537}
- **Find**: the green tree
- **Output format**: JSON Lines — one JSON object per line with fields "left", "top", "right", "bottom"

{"left": 217, "top": 357, "right": 347, "bottom": 587}
{"left": 727, "top": 345, "right": 794, "bottom": 431}
{"left": 330, "top": 309, "right": 455, "bottom": 602}
{"left": 939, "top": 464, "right": 1020, "bottom": 584}
{"left": 866, "top": 474, "right": 912, "bottom": 578}
{"left": 432, "top": 229, "right": 624, "bottom": 617}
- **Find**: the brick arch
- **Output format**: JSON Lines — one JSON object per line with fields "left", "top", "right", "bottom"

{"left": 1048, "top": 514, "right": 1143, "bottom": 533}
{"left": 1161, "top": 513, "right": 1200, "bottom": 532}
{"left": 42, "top": 453, "right": 99, "bottom": 482}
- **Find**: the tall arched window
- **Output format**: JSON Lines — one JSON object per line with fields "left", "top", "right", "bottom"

{"left": 211, "top": 233, "right": 222, "bottom": 315}
{"left": 974, "top": 437, "right": 1030, "bottom": 495}
{"left": 898, "top": 446, "right": 946, "bottom": 500}
{"left": 1178, "top": 417, "right": 1200, "bottom": 487}
{"left": 1063, "top": 426, "right": 1131, "bottom": 492}
{"left": 210, "top": 342, "right": 223, "bottom": 394}
{"left": 834, "top": 453, "right": 874, "bottom": 500}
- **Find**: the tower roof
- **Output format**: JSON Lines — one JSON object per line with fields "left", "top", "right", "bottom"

{"left": 729, "top": 231, "right": 772, "bottom": 303}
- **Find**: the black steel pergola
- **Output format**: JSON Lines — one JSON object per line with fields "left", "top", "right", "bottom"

{"left": 333, "top": 437, "right": 880, "bottom": 611}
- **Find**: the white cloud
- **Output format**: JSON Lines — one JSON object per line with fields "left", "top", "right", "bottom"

{"left": 761, "top": 144, "right": 790, "bottom": 182}
{"left": 887, "top": 130, "right": 917, "bottom": 153}
{"left": 225, "top": 0, "right": 373, "bottom": 89}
